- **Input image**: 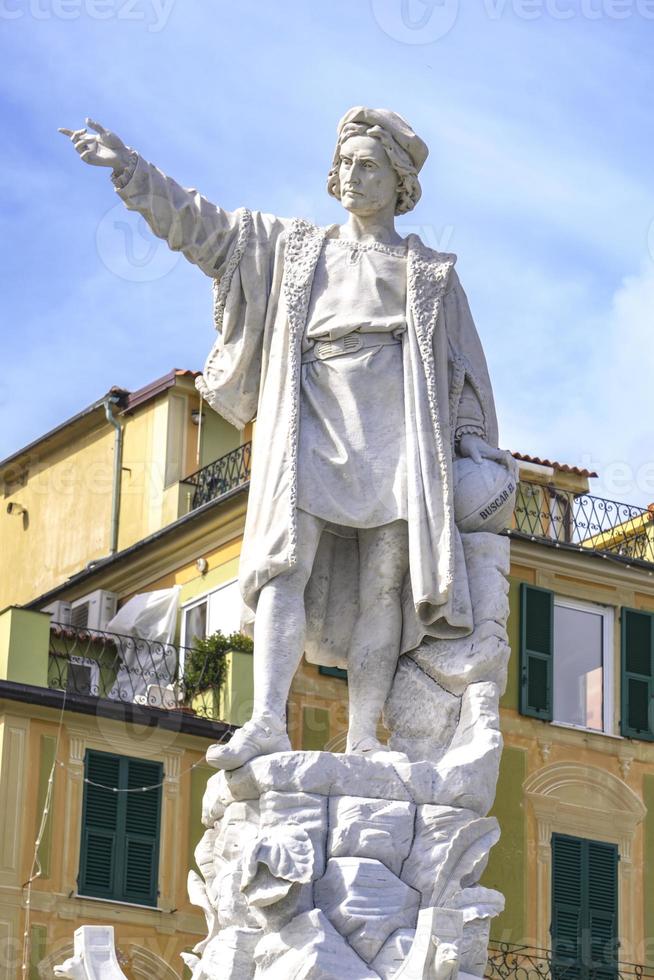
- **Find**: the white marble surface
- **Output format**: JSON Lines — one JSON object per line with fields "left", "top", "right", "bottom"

{"left": 185, "top": 765, "right": 504, "bottom": 980}
{"left": 53, "top": 927, "right": 127, "bottom": 980}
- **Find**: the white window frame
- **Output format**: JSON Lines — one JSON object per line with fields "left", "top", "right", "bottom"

{"left": 552, "top": 595, "right": 614, "bottom": 736}
{"left": 180, "top": 594, "right": 210, "bottom": 650}
{"left": 180, "top": 578, "right": 240, "bottom": 649}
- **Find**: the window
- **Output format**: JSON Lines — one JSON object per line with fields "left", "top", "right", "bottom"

{"left": 182, "top": 600, "right": 208, "bottom": 647}
{"left": 181, "top": 580, "right": 242, "bottom": 647}
{"left": 519, "top": 585, "right": 612, "bottom": 732}
{"left": 66, "top": 656, "right": 100, "bottom": 697}
{"left": 551, "top": 833, "right": 618, "bottom": 980}
{"left": 78, "top": 751, "right": 162, "bottom": 907}
{"left": 553, "top": 599, "right": 608, "bottom": 731}
{"left": 620, "top": 609, "right": 654, "bottom": 741}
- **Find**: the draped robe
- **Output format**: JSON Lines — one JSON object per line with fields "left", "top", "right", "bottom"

{"left": 115, "top": 156, "right": 499, "bottom": 666}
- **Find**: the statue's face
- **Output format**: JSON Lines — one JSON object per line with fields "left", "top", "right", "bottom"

{"left": 338, "top": 135, "right": 399, "bottom": 216}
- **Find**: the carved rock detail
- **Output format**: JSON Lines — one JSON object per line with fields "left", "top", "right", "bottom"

{"left": 314, "top": 857, "right": 421, "bottom": 963}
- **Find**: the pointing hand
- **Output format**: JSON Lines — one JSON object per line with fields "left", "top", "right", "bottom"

{"left": 58, "top": 118, "right": 132, "bottom": 172}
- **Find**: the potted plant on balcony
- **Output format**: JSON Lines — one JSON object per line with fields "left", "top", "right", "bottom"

{"left": 183, "top": 630, "right": 253, "bottom": 719}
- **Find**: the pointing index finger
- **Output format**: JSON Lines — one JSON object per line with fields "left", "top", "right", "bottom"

{"left": 58, "top": 127, "right": 75, "bottom": 137}
{"left": 86, "top": 118, "right": 108, "bottom": 135}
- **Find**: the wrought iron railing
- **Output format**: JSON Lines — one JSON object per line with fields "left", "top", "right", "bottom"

{"left": 486, "top": 943, "right": 654, "bottom": 980}
{"left": 182, "top": 442, "right": 252, "bottom": 510}
{"left": 510, "top": 481, "right": 654, "bottom": 565}
{"left": 181, "top": 449, "right": 654, "bottom": 567}
{"left": 48, "top": 623, "right": 226, "bottom": 720}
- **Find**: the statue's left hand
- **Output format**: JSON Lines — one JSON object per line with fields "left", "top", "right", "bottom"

{"left": 458, "top": 434, "right": 511, "bottom": 466}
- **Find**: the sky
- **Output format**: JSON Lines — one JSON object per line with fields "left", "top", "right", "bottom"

{"left": 1, "top": 0, "right": 653, "bottom": 504}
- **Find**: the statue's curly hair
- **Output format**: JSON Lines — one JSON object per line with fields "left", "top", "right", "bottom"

{"left": 327, "top": 121, "right": 422, "bottom": 216}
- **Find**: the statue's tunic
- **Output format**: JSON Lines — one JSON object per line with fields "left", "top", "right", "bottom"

{"left": 113, "top": 156, "right": 498, "bottom": 666}
{"left": 299, "top": 238, "right": 407, "bottom": 529}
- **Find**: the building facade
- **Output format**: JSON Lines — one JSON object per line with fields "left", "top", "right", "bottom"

{"left": 1, "top": 373, "right": 654, "bottom": 978}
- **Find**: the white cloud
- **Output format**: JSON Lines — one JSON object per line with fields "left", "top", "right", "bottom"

{"left": 499, "top": 257, "right": 654, "bottom": 506}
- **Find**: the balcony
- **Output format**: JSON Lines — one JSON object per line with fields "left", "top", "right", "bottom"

{"left": 510, "top": 481, "right": 654, "bottom": 567}
{"left": 48, "top": 623, "right": 223, "bottom": 720}
{"left": 182, "top": 441, "right": 252, "bottom": 511}
{"left": 181, "top": 446, "right": 654, "bottom": 570}
{"left": 486, "top": 943, "right": 654, "bottom": 980}
{"left": 0, "top": 608, "right": 252, "bottom": 735}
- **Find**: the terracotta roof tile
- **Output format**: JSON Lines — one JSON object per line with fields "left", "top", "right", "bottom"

{"left": 511, "top": 452, "right": 598, "bottom": 479}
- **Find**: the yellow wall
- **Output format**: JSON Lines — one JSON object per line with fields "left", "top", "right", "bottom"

{"left": 0, "top": 700, "right": 210, "bottom": 979}
{"left": 0, "top": 420, "right": 114, "bottom": 609}
{"left": 0, "top": 379, "right": 241, "bottom": 611}
{"left": 495, "top": 545, "right": 654, "bottom": 958}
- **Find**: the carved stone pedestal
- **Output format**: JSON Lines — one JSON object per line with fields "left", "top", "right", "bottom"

{"left": 185, "top": 750, "right": 504, "bottom": 980}
{"left": 184, "top": 533, "right": 510, "bottom": 979}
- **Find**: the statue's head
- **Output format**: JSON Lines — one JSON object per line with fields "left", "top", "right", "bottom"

{"left": 327, "top": 107, "right": 428, "bottom": 217}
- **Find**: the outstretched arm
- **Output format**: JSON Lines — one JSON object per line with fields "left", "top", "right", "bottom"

{"left": 60, "top": 119, "right": 253, "bottom": 280}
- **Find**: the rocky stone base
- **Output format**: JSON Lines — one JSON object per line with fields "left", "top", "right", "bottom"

{"left": 185, "top": 751, "right": 504, "bottom": 980}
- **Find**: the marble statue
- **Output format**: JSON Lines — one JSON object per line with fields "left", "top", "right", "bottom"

{"left": 60, "top": 107, "right": 511, "bottom": 760}
{"left": 61, "top": 108, "right": 516, "bottom": 980}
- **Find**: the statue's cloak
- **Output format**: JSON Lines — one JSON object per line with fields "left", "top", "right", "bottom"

{"left": 117, "top": 158, "right": 498, "bottom": 665}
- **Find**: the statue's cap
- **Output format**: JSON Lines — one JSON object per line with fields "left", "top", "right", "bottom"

{"left": 336, "top": 106, "right": 429, "bottom": 172}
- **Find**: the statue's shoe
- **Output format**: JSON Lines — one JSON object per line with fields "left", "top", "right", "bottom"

{"left": 207, "top": 716, "right": 291, "bottom": 771}
{"left": 346, "top": 735, "right": 390, "bottom": 756}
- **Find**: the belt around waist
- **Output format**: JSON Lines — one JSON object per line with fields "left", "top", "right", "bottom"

{"left": 302, "top": 332, "right": 402, "bottom": 364}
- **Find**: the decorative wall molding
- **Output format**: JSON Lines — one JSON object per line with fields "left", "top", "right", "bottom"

{"left": 524, "top": 762, "right": 646, "bottom": 949}
{"left": 0, "top": 716, "right": 29, "bottom": 888}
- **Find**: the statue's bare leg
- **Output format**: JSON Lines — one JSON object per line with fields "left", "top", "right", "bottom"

{"left": 207, "top": 511, "right": 325, "bottom": 769}
{"left": 346, "top": 520, "right": 409, "bottom": 753}
{"left": 251, "top": 511, "right": 325, "bottom": 720}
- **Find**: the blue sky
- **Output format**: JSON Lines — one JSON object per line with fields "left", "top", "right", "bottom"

{"left": 2, "top": 0, "right": 653, "bottom": 504}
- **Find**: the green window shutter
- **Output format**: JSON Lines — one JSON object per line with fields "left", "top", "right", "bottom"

{"left": 519, "top": 584, "right": 553, "bottom": 720}
{"left": 552, "top": 834, "right": 583, "bottom": 977}
{"left": 552, "top": 834, "right": 618, "bottom": 980}
{"left": 79, "top": 752, "right": 120, "bottom": 900}
{"left": 318, "top": 666, "right": 348, "bottom": 682}
{"left": 587, "top": 840, "right": 619, "bottom": 973}
{"left": 621, "top": 609, "right": 654, "bottom": 740}
{"left": 79, "top": 751, "right": 162, "bottom": 907}
{"left": 122, "top": 758, "right": 162, "bottom": 906}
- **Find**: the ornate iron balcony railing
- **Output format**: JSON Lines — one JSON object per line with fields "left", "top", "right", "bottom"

{"left": 180, "top": 445, "right": 654, "bottom": 569}
{"left": 510, "top": 481, "right": 654, "bottom": 566}
{"left": 182, "top": 441, "right": 252, "bottom": 510}
{"left": 486, "top": 942, "right": 654, "bottom": 980}
{"left": 48, "top": 623, "right": 226, "bottom": 721}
